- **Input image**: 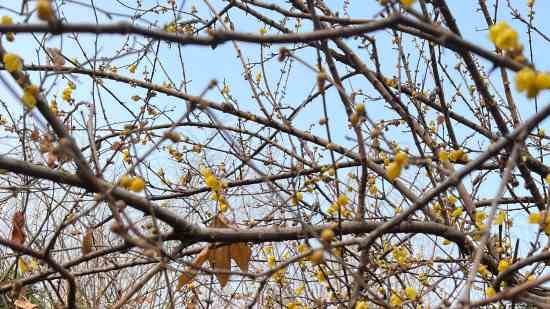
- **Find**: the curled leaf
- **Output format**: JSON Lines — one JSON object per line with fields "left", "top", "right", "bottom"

{"left": 11, "top": 211, "right": 26, "bottom": 246}
{"left": 81, "top": 229, "right": 93, "bottom": 255}
{"left": 14, "top": 298, "right": 37, "bottom": 309}
{"left": 230, "top": 243, "right": 252, "bottom": 272}
{"left": 208, "top": 244, "right": 231, "bottom": 287}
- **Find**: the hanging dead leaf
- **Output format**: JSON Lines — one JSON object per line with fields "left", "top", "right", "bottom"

{"left": 230, "top": 243, "right": 252, "bottom": 272}
{"left": 208, "top": 244, "right": 231, "bottom": 287}
{"left": 208, "top": 215, "right": 253, "bottom": 279}
{"left": 46, "top": 48, "right": 65, "bottom": 67}
{"left": 30, "top": 129, "right": 40, "bottom": 141}
{"left": 11, "top": 211, "right": 26, "bottom": 246}
{"left": 176, "top": 247, "right": 210, "bottom": 290}
{"left": 14, "top": 298, "right": 37, "bottom": 309}
{"left": 81, "top": 229, "right": 93, "bottom": 255}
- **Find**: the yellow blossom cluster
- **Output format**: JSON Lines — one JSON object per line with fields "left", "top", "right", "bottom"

{"left": 118, "top": 175, "right": 146, "bottom": 192}
{"left": 1, "top": 16, "right": 15, "bottom": 41}
{"left": 515, "top": 67, "right": 550, "bottom": 98}
{"left": 438, "top": 148, "right": 469, "bottom": 163}
{"left": 528, "top": 211, "right": 550, "bottom": 235}
{"left": 474, "top": 211, "right": 487, "bottom": 229}
{"left": 392, "top": 246, "right": 410, "bottom": 268}
{"left": 319, "top": 228, "right": 335, "bottom": 243}
{"left": 201, "top": 167, "right": 229, "bottom": 212}
{"left": 3, "top": 53, "right": 22, "bottom": 72}
{"left": 327, "top": 194, "right": 351, "bottom": 217}
{"left": 21, "top": 84, "right": 39, "bottom": 110}
{"left": 478, "top": 264, "right": 491, "bottom": 279}
{"left": 497, "top": 259, "right": 510, "bottom": 273}
{"left": 489, "top": 21, "right": 522, "bottom": 52}
{"left": 291, "top": 192, "right": 303, "bottom": 206}
{"left": 486, "top": 286, "right": 496, "bottom": 298}
{"left": 286, "top": 301, "right": 306, "bottom": 309}
{"left": 166, "top": 146, "right": 183, "bottom": 162}
{"left": 62, "top": 81, "right": 76, "bottom": 102}
{"left": 36, "top": 0, "right": 55, "bottom": 22}
{"left": 385, "top": 151, "right": 408, "bottom": 180}
{"left": 400, "top": 0, "right": 416, "bottom": 6}
{"left": 122, "top": 148, "right": 131, "bottom": 163}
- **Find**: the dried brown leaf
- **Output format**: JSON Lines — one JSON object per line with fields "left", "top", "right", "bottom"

{"left": 46, "top": 48, "right": 65, "bottom": 67}
{"left": 176, "top": 247, "right": 210, "bottom": 290}
{"left": 230, "top": 243, "right": 252, "bottom": 272}
{"left": 81, "top": 229, "right": 93, "bottom": 255}
{"left": 11, "top": 211, "right": 26, "bottom": 246}
{"left": 14, "top": 298, "right": 38, "bottom": 309}
{"left": 208, "top": 244, "right": 231, "bottom": 287}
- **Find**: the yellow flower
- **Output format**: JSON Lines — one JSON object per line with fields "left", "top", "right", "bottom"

{"left": 267, "top": 255, "right": 276, "bottom": 268}
{"left": 535, "top": 72, "right": 550, "bottom": 90}
{"left": 36, "top": 0, "right": 54, "bottom": 21}
{"left": 498, "top": 259, "right": 510, "bottom": 273}
{"left": 286, "top": 302, "right": 300, "bottom": 309}
{"left": 21, "top": 92, "right": 36, "bottom": 110}
{"left": 62, "top": 88, "right": 72, "bottom": 101}
{"left": 528, "top": 212, "right": 543, "bottom": 224}
{"left": 355, "top": 301, "right": 368, "bottom": 309}
{"left": 218, "top": 201, "right": 228, "bottom": 212}
{"left": 390, "top": 293, "right": 403, "bottom": 306}
{"left": 438, "top": 150, "right": 449, "bottom": 162}
{"left": 320, "top": 228, "right": 335, "bottom": 243}
{"left": 18, "top": 257, "right": 29, "bottom": 273}
{"left": 394, "top": 151, "right": 408, "bottom": 165}
{"left": 400, "top": 0, "right": 416, "bottom": 6}
{"left": 128, "top": 64, "right": 137, "bottom": 73}
{"left": 129, "top": 177, "right": 146, "bottom": 192}
{"left": 494, "top": 210, "right": 506, "bottom": 225}
{"left": 292, "top": 192, "right": 303, "bottom": 205}
{"left": 297, "top": 243, "right": 308, "bottom": 254}
{"left": 405, "top": 287, "right": 417, "bottom": 300}
{"left": 489, "top": 21, "right": 521, "bottom": 51}
{"left": 1, "top": 15, "right": 13, "bottom": 25}
{"left": 337, "top": 194, "right": 349, "bottom": 206}
{"left": 515, "top": 67, "right": 538, "bottom": 98}
{"left": 448, "top": 195, "right": 457, "bottom": 205}
{"left": 486, "top": 287, "right": 496, "bottom": 298}
{"left": 3, "top": 53, "right": 22, "bottom": 72}
{"left": 118, "top": 175, "right": 132, "bottom": 188}
{"left": 490, "top": 22, "right": 508, "bottom": 42}
{"left": 386, "top": 162, "right": 402, "bottom": 180}
{"left": 495, "top": 28, "right": 519, "bottom": 50}
{"left": 449, "top": 149, "right": 467, "bottom": 162}
{"left": 204, "top": 173, "right": 222, "bottom": 192}
{"left": 478, "top": 264, "right": 490, "bottom": 278}
{"left": 451, "top": 208, "right": 463, "bottom": 218}
{"left": 315, "top": 269, "right": 326, "bottom": 282}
